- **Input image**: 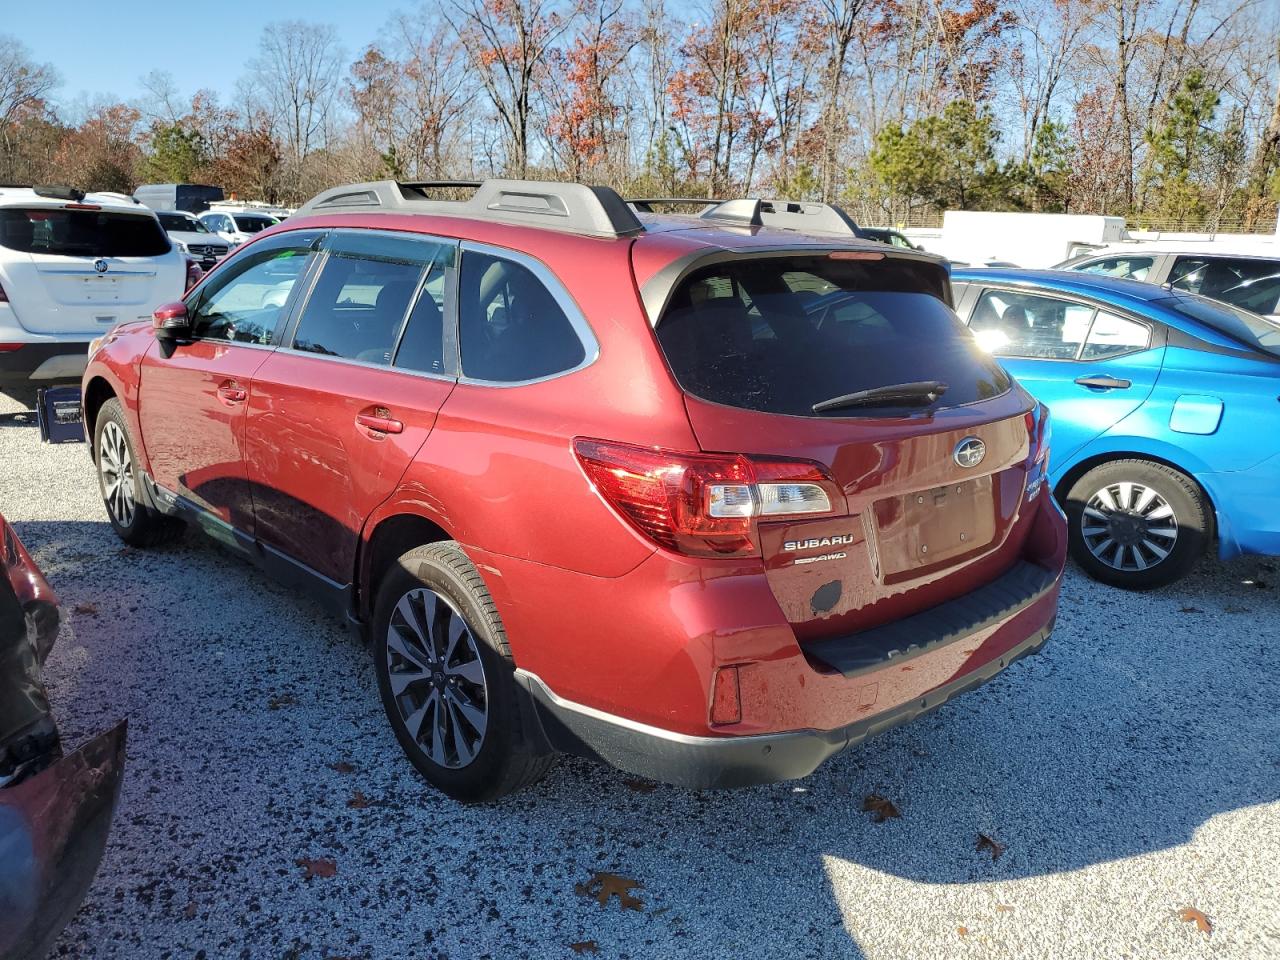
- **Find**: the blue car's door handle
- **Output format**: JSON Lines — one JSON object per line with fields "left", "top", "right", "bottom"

{"left": 1075, "top": 374, "right": 1131, "bottom": 390}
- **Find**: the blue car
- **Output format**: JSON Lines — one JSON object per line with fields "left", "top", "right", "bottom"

{"left": 950, "top": 267, "right": 1280, "bottom": 589}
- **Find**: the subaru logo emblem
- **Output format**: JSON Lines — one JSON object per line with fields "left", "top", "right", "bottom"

{"left": 93, "top": 259, "right": 108, "bottom": 274}
{"left": 953, "top": 436, "right": 986, "bottom": 468}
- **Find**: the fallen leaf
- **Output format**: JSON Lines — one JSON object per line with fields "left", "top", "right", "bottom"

{"left": 576, "top": 871, "right": 643, "bottom": 911}
{"left": 957, "top": 926, "right": 968, "bottom": 937}
{"left": 995, "top": 904, "right": 1015, "bottom": 913}
{"left": 569, "top": 943, "right": 600, "bottom": 955}
{"left": 329, "top": 761, "right": 356, "bottom": 774}
{"left": 976, "top": 833, "right": 1005, "bottom": 860}
{"left": 268, "top": 693, "right": 299, "bottom": 710}
{"left": 862, "top": 793, "right": 901, "bottom": 822}
{"left": 622, "top": 777, "right": 658, "bottom": 793}
{"left": 1178, "top": 906, "right": 1212, "bottom": 935}
{"left": 347, "top": 790, "right": 370, "bottom": 809}
{"left": 296, "top": 857, "right": 337, "bottom": 879}
{"left": 73, "top": 601, "right": 98, "bottom": 615}
{"left": 183, "top": 901, "right": 197, "bottom": 919}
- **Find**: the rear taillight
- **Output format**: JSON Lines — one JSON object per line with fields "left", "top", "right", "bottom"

{"left": 1024, "top": 404, "right": 1051, "bottom": 498}
{"left": 574, "top": 438, "right": 840, "bottom": 558}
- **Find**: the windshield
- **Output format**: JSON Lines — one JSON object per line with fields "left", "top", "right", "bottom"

{"left": 1159, "top": 294, "right": 1280, "bottom": 358}
{"left": 0, "top": 207, "right": 171, "bottom": 257}
{"left": 233, "top": 215, "right": 277, "bottom": 233}
{"left": 655, "top": 254, "right": 1010, "bottom": 417}
{"left": 157, "top": 213, "right": 209, "bottom": 234}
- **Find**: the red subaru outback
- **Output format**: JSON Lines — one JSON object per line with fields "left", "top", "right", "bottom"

{"left": 81, "top": 181, "right": 1065, "bottom": 801}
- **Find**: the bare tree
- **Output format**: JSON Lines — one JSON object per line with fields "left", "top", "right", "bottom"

{"left": 448, "top": 0, "right": 575, "bottom": 176}
{"left": 0, "top": 36, "right": 59, "bottom": 182}
{"left": 250, "top": 21, "right": 345, "bottom": 200}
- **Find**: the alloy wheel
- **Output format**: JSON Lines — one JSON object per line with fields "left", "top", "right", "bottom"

{"left": 385, "top": 587, "right": 489, "bottom": 769}
{"left": 99, "top": 420, "right": 136, "bottom": 527}
{"left": 1080, "top": 480, "right": 1178, "bottom": 572}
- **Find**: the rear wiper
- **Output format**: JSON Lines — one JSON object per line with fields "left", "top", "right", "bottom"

{"left": 812, "top": 380, "right": 948, "bottom": 414}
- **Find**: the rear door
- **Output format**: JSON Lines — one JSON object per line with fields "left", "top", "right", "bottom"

{"left": 245, "top": 229, "right": 457, "bottom": 584}
{"left": 961, "top": 286, "right": 1162, "bottom": 464}
{"left": 137, "top": 230, "right": 321, "bottom": 531}
{"left": 0, "top": 204, "right": 184, "bottom": 335}
{"left": 653, "top": 252, "right": 1037, "bottom": 640}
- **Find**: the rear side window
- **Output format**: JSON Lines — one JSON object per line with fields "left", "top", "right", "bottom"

{"left": 1081, "top": 312, "right": 1150, "bottom": 360}
{"left": 292, "top": 233, "right": 451, "bottom": 365}
{"left": 0, "top": 207, "right": 170, "bottom": 257}
{"left": 458, "top": 251, "right": 586, "bottom": 382}
{"left": 655, "top": 255, "right": 1008, "bottom": 417}
{"left": 1169, "top": 256, "right": 1280, "bottom": 315}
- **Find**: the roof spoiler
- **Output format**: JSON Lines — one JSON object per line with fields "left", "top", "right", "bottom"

{"left": 296, "top": 179, "right": 644, "bottom": 239}
{"left": 33, "top": 184, "right": 87, "bottom": 203}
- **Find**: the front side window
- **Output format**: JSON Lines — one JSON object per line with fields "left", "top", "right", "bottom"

{"left": 969, "top": 290, "right": 1093, "bottom": 360}
{"left": 655, "top": 255, "right": 1008, "bottom": 417}
{"left": 458, "top": 251, "right": 585, "bottom": 382}
{"left": 189, "top": 239, "right": 315, "bottom": 343}
{"left": 0, "top": 207, "right": 170, "bottom": 257}
{"left": 1075, "top": 256, "right": 1155, "bottom": 281}
{"left": 291, "top": 232, "right": 452, "bottom": 365}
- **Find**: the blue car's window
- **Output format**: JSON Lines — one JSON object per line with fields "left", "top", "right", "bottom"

{"left": 1161, "top": 294, "right": 1280, "bottom": 358}
{"left": 969, "top": 290, "right": 1091, "bottom": 360}
{"left": 1081, "top": 312, "right": 1150, "bottom": 361}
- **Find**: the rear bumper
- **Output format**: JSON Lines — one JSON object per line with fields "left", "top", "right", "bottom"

{"left": 1201, "top": 456, "right": 1280, "bottom": 560}
{"left": 519, "top": 618, "right": 1053, "bottom": 789}
{"left": 0, "top": 341, "right": 91, "bottom": 388}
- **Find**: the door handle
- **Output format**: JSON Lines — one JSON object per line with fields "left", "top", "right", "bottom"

{"left": 356, "top": 409, "right": 404, "bottom": 435}
{"left": 1074, "top": 374, "right": 1131, "bottom": 390}
{"left": 216, "top": 381, "right": 247, "bottom": 403}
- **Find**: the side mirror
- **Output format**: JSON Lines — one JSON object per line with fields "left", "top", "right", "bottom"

{"left": 153, "top": 302, "right": 191, "bottom": 340}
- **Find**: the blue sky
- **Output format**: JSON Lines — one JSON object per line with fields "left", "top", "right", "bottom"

{"left": 9, "top": 0, "right": 410, "bottom": 107}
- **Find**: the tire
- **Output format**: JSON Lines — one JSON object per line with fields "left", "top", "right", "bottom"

{"left": 372, "top": 541, "right": 553, "bottom": 802}
{"left": 93, "top": 398, "right": 185, "bottom": 547}
{"left": 1064, "top": 459, "right": 1209, "bottom": 590}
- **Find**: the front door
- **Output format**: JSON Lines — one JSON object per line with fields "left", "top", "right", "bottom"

{"left": 245, "top": 230, "right": 458, "bottom": 584}
{"left": 136, "top": 231, "right": 320, "bottom": 531}
{"left": 963, "top": 287, "right": 1162, "bottom": 465}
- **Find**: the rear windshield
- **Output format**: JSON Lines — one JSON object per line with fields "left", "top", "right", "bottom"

{"left": 233, "top": 215, "right": 276, "bottom": 233}
{"left": 655, "top": 255, "right": 1011, "bottom": 417}
{"left": 0, "top": 207, "right": 170, "bottom": 257}
{"left": 1159, "top": 294, "right": 1280, "bottom": 358}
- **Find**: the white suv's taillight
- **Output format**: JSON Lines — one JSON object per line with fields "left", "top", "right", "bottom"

{"left": 574, "top": 438, "right": 841, "bottom": 558}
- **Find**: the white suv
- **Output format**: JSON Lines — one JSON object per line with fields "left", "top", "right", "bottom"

{"left": 197, "top": 210, "right": 279, "bottom": 247}
{"left": 0, "top": 186, "right": 186, "bottom": 404}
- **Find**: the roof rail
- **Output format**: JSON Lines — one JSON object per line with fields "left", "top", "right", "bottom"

{"left": 700, "top": 198, "right": 861, "bottom": 237}
{"left": 627, "top": 197, "right": 719, "bottom": 213}
{"left": 296, "top": 178, "right": 644, "bottom": 239}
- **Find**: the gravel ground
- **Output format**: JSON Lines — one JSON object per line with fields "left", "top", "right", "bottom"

{"left": 1, "top": 394, "right": 1277, "bottom": 960}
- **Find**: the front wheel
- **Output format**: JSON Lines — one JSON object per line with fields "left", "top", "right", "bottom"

{"left": 94, "top": 398, "right": 184, "bottom": 547}
{"left": 372, "top": 542, "right": 552, "bottom": 802}
{"left": 1064, "top": 459, "right": 1209, "bottom": 590}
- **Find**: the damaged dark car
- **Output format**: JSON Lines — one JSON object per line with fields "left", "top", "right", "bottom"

{"left": 0, "top": 512, "right": 125, "bottom": 960}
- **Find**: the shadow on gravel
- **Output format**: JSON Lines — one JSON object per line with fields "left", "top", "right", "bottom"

{"left": 0, "top": 410, "right": 37, "bottom": 429}
{"left": 17, "top": 506, "right": 1278, "bottom": 958}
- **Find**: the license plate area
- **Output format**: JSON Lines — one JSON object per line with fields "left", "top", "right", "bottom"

{"left": 871, "top": 476, "right": 996, "bottom": 581}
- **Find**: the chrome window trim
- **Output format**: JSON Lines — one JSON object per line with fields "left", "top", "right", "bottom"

{"left": 456, "top": 238, "right": 599, "bottom": 388}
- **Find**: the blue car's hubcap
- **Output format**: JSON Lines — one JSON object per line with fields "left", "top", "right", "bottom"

{"left": 1081, "top": 481, "right": 1178, "bottom": 572}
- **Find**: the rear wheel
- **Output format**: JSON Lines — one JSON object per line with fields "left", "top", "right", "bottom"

{"left": 94, "top": 399, "right": 184, "bottom": 547}
{"left": 1064, "top": 459, "right": 1208, "bottom": 590}
{"left": 372, "top": 541, "right": 552, "bottom": 802}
